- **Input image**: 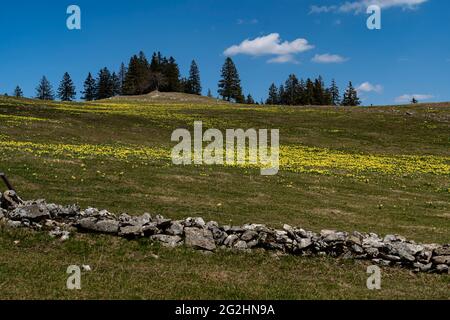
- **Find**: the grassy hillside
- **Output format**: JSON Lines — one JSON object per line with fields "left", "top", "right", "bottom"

{"left": 0, "top": 96, "right": 449, "bottom": 299}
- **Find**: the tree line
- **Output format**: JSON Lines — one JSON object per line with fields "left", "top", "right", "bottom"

{"left": 23, "top": 51, "right": 202, "bottom": 102}
{"left": 266, "top": 75, "right": 360, "bottom": 106}
{"left": 9, "top": 52, "right": 362, "bottom": 106}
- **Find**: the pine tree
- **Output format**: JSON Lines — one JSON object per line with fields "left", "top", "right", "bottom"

{"left": 187, "top": 60, "right": 202, "bottom": 95}
{"left": 111, "top": 72, "right": 121, "bottom": 96}
{"left": 266, "top": 83, "right": 279, "bottom": 105}
{"left": 304, "top": 79, "right": 315, "bottom": 105}
{"left": 35, "top": 76, "right": 54, "bottom": 100}
{"left": 329, "top": 79, "right": 340, "bottom": 106}
{"left": 218, "top": 57, "right": 244, "bottom": 103}
{"left": 284, "top": 74, "right": 299, "bottom": 106}
{"left": 96, "top": 67, "right": 114, "bottom": 100}
{"left": 313, "top": 76, "right": 325, "bottom": 105}
{"left": 118, "top": 62, "right": 127, "bottom": 95}
{"left": 162, "top": 56, "right": 181, "bottom": 92}
{"left": 298, "top": 79, "right": 306, "bottom": 105}
{"left": 137, "top": 51, "right": 151, "bottom": 93}
{"left": 278, "top": 84, "right": 286, "bottom": 105}
{"left": 207, "top": 89, "right": 213, "bottom": 98}
{"left": 13, "top": 86, "right": 23, "bottom": 98}
{"left": 81, "top": 72, "right": 97, "bottom": 101}
{"left": 57, "top": 72, "right": 76, "bottom": 101}
{"left": 246, "top": 94, "right": 255, "bottom": 105}
{"left": 341, "top": 81, "right": 360, "bottom": 106}
{"left": 150, "top": 52, "right": 163, "bottom": 73}
{"left": 123, "top": 55, "right": 139, "bottom": 95}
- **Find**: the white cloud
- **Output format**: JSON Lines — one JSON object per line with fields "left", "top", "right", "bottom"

{"left": 310, "top": 5, "right": 338, "bottom": 14}
{"left": 395, "top": 94, "right": 434, "bottom": 103}
{"left": 267, "top": 54, "right": 299, "bottom": 64}
{"left": 357, "top": 82, "right": 383, "bottom": 93}
{"left": 312, "top": 53, "right": 348, "bottom": 63}
{"left": 310, "top": 0, "right": 428, "bottom": 14}
{"left": 237, "top": 18, "right": 259, "bottom": 25}
{"left": 224, "top": 33, "right": 314, "bottom": 64}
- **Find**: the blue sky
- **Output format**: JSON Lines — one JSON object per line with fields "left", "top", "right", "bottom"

{"left": 0, "top": 0, "right": 448, "bottom": 105}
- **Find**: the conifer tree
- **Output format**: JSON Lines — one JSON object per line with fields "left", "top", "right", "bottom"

{"left": 123, "top": 55, "right": 139, "bottom": 95}
{"left": 313, "top": 76, "right": 325, "bottom": 105}
{"left": 207, "top": 89, "right": 213, "bottom": 98}
{"left": 341, "top": 81, "right": 360, "bottom": 106}
{"left": 278, "top": 84, "right": 286, "bottom": 105}
{"left": 162, "top": 56, "right": 181, "bottom": 92}
{"left": 284, "top": 74, "right": 299, "bottom": 106}
{"left": 218, "top": 57, "right": 244, "bottom": 103}
{"left": 96, "top": 67, "right": 114, "bottom": 100}
{"left": 111, "top": 72, "right": 122, "bottom": 96}
{"left": 35, "top": 76, "right": 54, "bottom": 100}
{"left": 304, "top": 79, "right": 315, "bottom": 105}
{"left": 246, "top": 94, "right": 255, "bottom": 105}
{"left": 57, "top": 72, "right": 76, "bottom": 101}
{"left": 118, "top": 62, "right": 127, "bottom": 94}
{"left": 187, "top": 60, "right": 202, "bottom": 95}
{"left": 266, "top": 83, "right": 279, "bottom": 105}
{"left": 81, "top": 72, "right": 97, "bottom": 101}
{"left": 329, "top": 79, "right": 341, "bottom": 106}
{"left": 13, "top": 86, "right": 23, "bottom": 98}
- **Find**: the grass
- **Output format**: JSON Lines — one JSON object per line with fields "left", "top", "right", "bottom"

{"left": 0, "top": 95, "right": 449, "bottom": 299}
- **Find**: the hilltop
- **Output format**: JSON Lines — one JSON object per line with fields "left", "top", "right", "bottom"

{"left": 107, "top": 90, "right": 229, "bottom": 105}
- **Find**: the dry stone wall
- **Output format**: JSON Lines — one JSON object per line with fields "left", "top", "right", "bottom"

{"left": 1, "top": 190, "right": 449, "bottom": 274}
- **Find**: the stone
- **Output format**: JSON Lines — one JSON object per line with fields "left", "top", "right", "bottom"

{"left": 150, "top": 235, "right": 182, "bottom": 247}
{"left": 193, "top": 217, "right": 206, "bottom": 228}
{"left": 234, "top": 240, "right": 248, "bottom": 250}
{"left": 7, "top": 220, "right": 23, "bottom": 228}
{"left": 298, "top": 238, "right": 312, "bottom": 250}
{"left": 373, "top": 259, "right": 391, "bottom": 267}
{"left": 184, "top": 227, "right": 216, "bottom": 251}
{"left": 348, "top": 234, "right": 362, "bottom": 246}
{"left": 1, "top": 190, "right": 23, "bottom": 210}
{"left": 383, "top": 234, "right": 406, "bottom": 243}
{"left": 166, "top": 221, "right": 184, "bottom": 236}
{"left": 123, "top": 213, "right": 152, "bottom": 226}
{"left": 230, "top": 226, "right": 245, "bottom": 233}
{"left": 395, "top": 249, "right": 416, "bottom": 262}
{"left": 82, "top": 265, "right": 91, "bottom": 272}
{"left": 142, "top": 223, "right": 159, "bottom": 236}
{"left": 390, "top": 242, "right": 424, "bottom": 260}
{"left": 78, "top": 218, "right": 119, "bottom": 234}
{"left": 434, "top": 246, "right": 450, "bottom": 256}
{"left": 246, "top": 240, "right": 259, "bottom": 249}
{"left": 295, "top": 228, "right": 310, "bottom": 239}
{"left": 362, "top": 237, "right": 385, "bottom": 249}
{"left": 206, "top": 221, "right": 219, "bottom": 229}
{"left": 323, "top": 231, "right": 347, "bottom": 242}
{"left": 413, "top": 262, "right": 433, "bottom": 272}
{"left": 435, "top": 264, "right": 449, "bottom": 274}
{"left": 241, "top": 230, "right": 258, "bottom": 241}
{"left": 379, "top": 253, "right": 401, "bottom": 262}
{"left": 351, "top": 244, "right": 364, "bottom": 254}
{"left": 432, "top": 256, "right": 450, "bottom": 265}
{"left": 365, "top": 247, "right": 379, "bottom": 258}
{"left": 154, "top": 215, "right": 172, "bottom": 229}
{"left": 119, "top": 225, "right": 144, "bottom": 238}
{"left": 9, "top": 204, "right": 49, "bottom": 221}
{"left": 224, "top": 234, "right": 239, "bottom": 247}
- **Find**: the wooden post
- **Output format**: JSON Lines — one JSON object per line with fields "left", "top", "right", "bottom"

{"left": 0, "top": 172, "right": 15, "bottom": 191}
